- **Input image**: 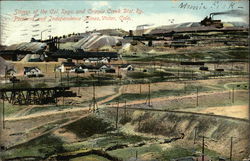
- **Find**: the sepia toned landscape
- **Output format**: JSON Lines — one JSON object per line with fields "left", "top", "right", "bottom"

{"left": 0, "top": 1, "right": 249, "bottom": 161}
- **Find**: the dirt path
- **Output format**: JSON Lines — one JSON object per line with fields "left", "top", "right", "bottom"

{"left": 98, "top": 85, "right": 123, "bottom": 105}
{"left": 13, "top": 105, "right": 46, "bottom": 117}
{"left": 188, "top": 105, "right": 249, "bottom": 119}
{"left": 6, "top": 106, "right": 89, "bottom": 121}
{"left": 103, "top": 90, "right": 247, "bottom": 107}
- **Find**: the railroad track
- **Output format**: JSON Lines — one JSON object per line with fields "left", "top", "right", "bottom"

{"left": 109, "top": 106, "right": 249, "bottom": 123}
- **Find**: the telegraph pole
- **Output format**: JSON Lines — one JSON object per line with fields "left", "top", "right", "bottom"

{"left": 60, "top": 70, "right": 62, "bottom": 84}
{"left": 55, "top": 96, "right": 58, "bottom": 106}
{"left": 45, "top": 63, "right": 48, "bottom": 73}
{"left": 78, "top": 86, "right": 81, "bottom": 96}
{"left": 92, "top": 83, "right": 98, "bottom": 111}
{"left": 77, "top": 72, "right": 79, "bottom": 85}
{"left": 62, "top": 93, "right": 65, "bottom": 107}
{"left": 232, "top": 87, "right": 235, "bottom": 104}
{"left": 124, "top": 100, "right": 127, "bottom": 119}
{"left": 184, "top": 82, "right": 187, "bottom": 94}
{"left": 2, "top": 96, "right": 5, "bottom": 129}
{"left": 196, "top": 87, "right": 199, "bottom": 107}
{"left": 202, "top": 135, "right": 205, "bottom": 161}
{"left": 183, "top": 67, "right": 186, "bottom": 77}
{"left": 148, "top": 83, "right": 151, "bottom": 106}
{"left": 5, "top": 66, "right": 7, "bottom": 82}
{"left": 229, "top": 137, "right": 233, "bottom": 161}
{"left": 116, "top": 99, "right": 119, "bottom": 130}
{"left": 193, "top": 127, "right": 197, "bottom": 144}
{"left": 138, "top": 115, "right": 142, "bottom": 129}
{"left": 231, "top": 62, "right": 234, "bottom": 76}
{"left": 54, "top": 65, "right": 57, "bottom": 79}
{"left": 67, "top": 71, "right": 69, "bottom": 87}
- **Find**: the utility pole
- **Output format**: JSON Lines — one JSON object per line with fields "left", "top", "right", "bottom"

{"left": 45, "top": 63, "right": 48, "bottom": 73}
{"left": 77, "top": 72, "right": 79, "bottom": 85}
{"left": 147, "top": 83, "right": 151, "bottom": 107}
{"left": 5, "top": 66, "right": 7, "bottom": 82}
{"left": 229, "top": 137, "right": 233, "bottom": 161}
{"left": 184, "top": 82, "right": 186, "bottom": 93}
{"left": 124, "top": 100, "right": 127, "bottom": 119}
{"left": 55, "top": 96, "right": 58, "bottom": 106}
{"left": 139, "top": 84, "right": 141, "bottom": 94}
{"left": 116, "top": 99, "right": 119, "bottom": 130}
{"left": 2, "top": 96, "right": 5, "bottom": 129}
{"left": 138, "top": 115, "right": 142, "bottom": 130}
{"left": 92, "top": 83, "right": 98, "bottom": 111}
{"left": 62, "top": 93, "right": 65, "bottom": 107}
{"left": 78, "top": 86, "right": 81, "bottom": 96}
{"left": 97, "top": 71, "right": 100, "bottom": 85}
{"left": 60, "top": 70, "right": 62, "bottom": 85}
{"left": 196, "top": 87, "right": 199, "bottom": 107}
{"left": 54, "top": 65, "right": 57, "bottom": 79}
{"left": 231, "top": 62, "right": 234, "bottom": 76}
{"left": 67, "top": 71, "right": 69, "bottom": 87}
{"left": 202, "top": 135, "right": 205, "bottom": 161}
{"left": 232, "top": 86, "right": 235, "bottom": 104}
{"left": 184, "top": 67, "right": 186, "bottom": 77}
{"left": 194, "top": 127, "right": 197, "bottom": 144}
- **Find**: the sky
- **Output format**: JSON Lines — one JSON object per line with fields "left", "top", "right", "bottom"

{"left": 0, "top": 0, "right": 249, "bottom": 45}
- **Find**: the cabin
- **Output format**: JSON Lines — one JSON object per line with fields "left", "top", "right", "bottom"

{"left": 6, "top": 69, "right": 17, "bottom": 76}
{"left": 24, "top": 67, "right": 43, "bottom": 77}
{"left": 56, "top": 62, "right": 76, "bottom": 72}
{"left": 80, "top": 64, "right": 111, "bottom": 72}
{"left": 84, "top": 57, "right": 109, "bottom": 63}
{"left": 199, "top": 66, "right": 209, "bottom": 71}
{"left": 119, "top": 64, "right": 134, "bottom": 71}
{"left": 100, "top": 66, "right": 116, "bottom": 73}
{"left": 215, "top": 69, "right": 224, "bottom": 72}
{"left": 69, "top": 66, "right": 88, "bottom": 73}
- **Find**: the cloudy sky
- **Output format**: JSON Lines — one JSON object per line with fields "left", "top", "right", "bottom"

{"left": 0, "top": 0, "right": 249, "bottom": 45}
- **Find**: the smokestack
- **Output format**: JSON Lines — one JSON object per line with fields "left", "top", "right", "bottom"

{"left": 129, "top": 30, "right": 133, "bottom": 36}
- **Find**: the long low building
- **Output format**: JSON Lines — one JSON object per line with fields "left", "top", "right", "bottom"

{"left": 50, "top": 49, "right": 119, "bottom": 60}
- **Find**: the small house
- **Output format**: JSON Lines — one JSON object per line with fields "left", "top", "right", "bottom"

{"left": 85, "top": 57, "right": 109, "bottom": 63}
{"left": 215, "top": 69, "right": 224, "bottom": 72}
{"left": 56, "top": 62, "right": 76, "bottom": 72}
{"left": 99, "top": 66, "right": 116, "bottom": 73}
{"left": 80, "top": 64, "right": 110, "bottom": 72}
{"left": 199, "top": 66, "right": 209, "bottom": 71}
{"left": 69, "top": 66, "right": 88, "bottom": 73}
{"left": 24, "top": 67, "right": 43, "bottom": 77}
{"left": 99, "top": 64, "right": 109, "bottom": 71}
{"left": 6, "top": 69, "right": 17, "bottom": 76}
{"left": 119, "top": 64, "right": 134, "bottom": 71}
